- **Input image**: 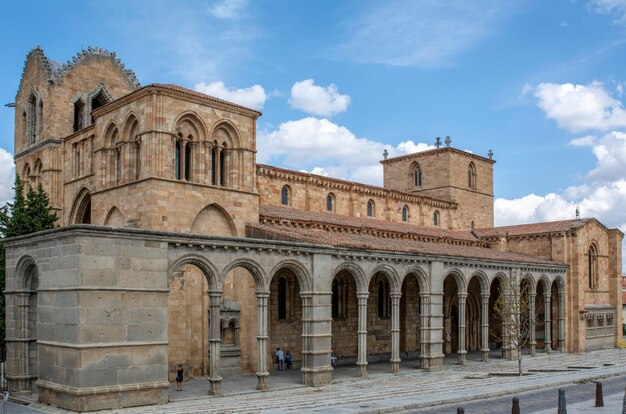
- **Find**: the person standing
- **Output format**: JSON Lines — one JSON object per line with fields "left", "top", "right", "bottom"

{"left": 276, "top": 347, "right": 285, "bottom": 371}
{"left": 176, "top": 364, "right": 184, "bottom": 391}
{"left": 285, "top": 350, "right": 292, "bottom": 369}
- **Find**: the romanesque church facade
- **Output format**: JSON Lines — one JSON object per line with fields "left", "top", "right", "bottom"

{"left": 3, "top": 47, "right": 623, "bottom": 412}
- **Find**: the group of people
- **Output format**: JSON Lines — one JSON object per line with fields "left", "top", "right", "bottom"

{"left": 275, "top": 347, "right": 293, "bottom": 371}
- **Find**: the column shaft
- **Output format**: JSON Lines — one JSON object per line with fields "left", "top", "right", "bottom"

{"left": 558, "top": 292, "right": 565, "bottom": 352}
{"left": 544, "top": 293, "right": 552, "bottom": 353}
{"left": 390, "top": 293, "right": 401, "bottom": 373}
{"left": 208, "top": 291, "right": 223, "bottom": 396}
{"left": 457, "top": 293, "right": 467, "bottom": 364}
{"left": 480, "top": 293, "right": 490, "bottom": 362}
{"left": 256, "top": 292, "right": 270, "bottom": 390}
{"left": 529, "top": 293, "right": 537, "bottom": 356}
{"left": 356, "top": 293, "right": 368, "bottom": 378}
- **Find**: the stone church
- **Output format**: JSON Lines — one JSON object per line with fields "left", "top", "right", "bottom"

{"left": 3, "top": 46, "right": 623, "bottom": 412}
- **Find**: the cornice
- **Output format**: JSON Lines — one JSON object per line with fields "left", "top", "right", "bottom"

{"left": 380, "top": 146, "right": 496, "bottom": 165}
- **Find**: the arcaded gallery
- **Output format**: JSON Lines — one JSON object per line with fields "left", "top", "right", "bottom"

{"left": 3, "top": 47, "right": 622, "bottom": 411}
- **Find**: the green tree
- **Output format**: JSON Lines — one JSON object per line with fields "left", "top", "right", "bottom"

{"left": 0, "top": 175, "right": 57, "bottom": 360}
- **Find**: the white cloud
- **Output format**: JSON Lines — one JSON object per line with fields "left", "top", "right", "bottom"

{"left": 289, "top": 79, "right": 350, "bottom": 117}
{"left": 194, "top": 81, "right": 267, "bottom": 110}
{"left": 0, "top": 148, "right": 15, "bottom": 205}
{"left": 569, "top": 135, "right": 597, "bottom": 147}
{"left": 534, "top": 82, "right": 626, "bottom": 132}
{"left": 588, "top": 0, "right": 626, "bottom": 24}
{"left": 334, "top": 0, "right": 522, "bottom": 68}
{"left": 210, "top": 0, "right": 248, "bottom": 19}
{"left": 257, "top": 117, "right": 433, "bottom": 184}
{"left": 495, "top": 180, "right": 626, "bottom": 228}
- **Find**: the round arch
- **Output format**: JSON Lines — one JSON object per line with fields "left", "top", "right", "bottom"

{"left": 331, "top": 262, "right": 368, "bottom": 293}
{"left": 191, "top": 203, "right": 238, "bottom": 237}
{"left": 467, "top": 270, "right": 489, "bottom": 294}
{"left": 369, "top": 264, "right": 401, "bottom": 293}
{"left": 401, "top": 266, "right": 429, "bottom": 293}
{"left": 69, "top": 186, "right": 92, "bottom": 224}
{"left": 211, "top": 119, "right": 241, "bottom": 148}
{"left": 173, "top": 111, "right": 208, "bottom": 139}
{"left": 14, "top": 254, "right": 38, "bottom": 291}
{"left": 168, "top": 253, "right": 221, "bottom": 291}
{"left": 220, "top": 258, "right": 267, "bottom": 292}
{"left": 267, "top": 259, "right": 312, "bottom": 292}
{"left": 444, "top": 269, "right": 467, "bottom": 294}
{"left": 122, "top": 112, "right": 141, "bottom": 139}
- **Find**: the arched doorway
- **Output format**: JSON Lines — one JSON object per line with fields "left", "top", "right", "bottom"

{"left": 7, "top": 258, "right": 39, "bottom": 395}
{"left": 535, "top": 280, "right": 549, "bottom": 352}
{"left": 330, "top": 270, "right": 358, "bottom": 374}
{"left": 70, "top": 189, "right": 91, "bottom": 224}
{"left": 268, "top": 267, "right": 303, "bottom": 383}
{"left": 465, "top": 276, "right": 483, "bottom": 360}
{"left": 367, "top": 272, "right": 393, "bottom": 371}
{"left": 442, "top": 274, "right": 460, "bottom": 359}
{"left": 488, "top": 276, "right": 507, "bottom": 358}
{"left": 400, "top": 274, "right": 420, "bottom": 363}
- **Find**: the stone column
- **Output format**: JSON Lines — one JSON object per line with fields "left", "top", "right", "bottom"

{"left": 203, "top": 142, "right": 212, "bottom": 184}
{"left": 529, "top": 293, "right": 537, "bottom": 356}
{"left": 457, "top": 293, "right": 467, "bottom": 365}
{"left": 419, "top": 293, "right": 428, "bottom": 368}
{"left": 208, "top": 291, "right": 223, "bottom": 396}
{"left": 480, "top": 293, "right": 490, "bottom": 362}
{"left": 255, "top": 292, "right": 270, "bottom": 390}
{"left": 390, "top": 293, "right": 401, "bottom": 373}
{"left": 558, "top": 292, "right": 565, "bottom": 352}
{"left": 223, "top": 149, "right": 230, "bottom": 187}
{"left": 356, "top": 292, "right": 368, "bottom": 378}
{"left": 543, "top": 292, "right": 552, "bottom": 353}
{"left": 422, "top": 291, "right": 444, "bottom": 370}
{"left": 215, "top": 147, "right": 222, "bottom": 186}
{"left": 301, "top": 291, "right": 333, "bottom": 386}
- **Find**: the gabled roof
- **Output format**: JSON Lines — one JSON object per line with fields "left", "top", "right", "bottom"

{"left": 260, "top": 204, "right": 476, "bottom": 244}
{"left": 92, "top": 83, "right": 262, "bottom": 118}
{"left": 474, "top": 219, "right": 592, "bottom": 238}
{"left": 17, "top": 46, "right": 140, "bottom": 97}
{"left": 380, "top": 146, "right": 496, "bottom": 165}
{"left": 246, "top": 222, "right": 562, "bottom": 266}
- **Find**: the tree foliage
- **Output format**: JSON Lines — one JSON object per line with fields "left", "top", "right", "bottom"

{"left": 0, "top": 175, "right": 57, "bottom": 359}
{"left": 491, "top": 271, "right": 535, "bottom": 376}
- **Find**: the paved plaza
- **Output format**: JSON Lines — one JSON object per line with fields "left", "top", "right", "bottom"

{"left": 7, "top": 348, "right": 626, "bottom": 413}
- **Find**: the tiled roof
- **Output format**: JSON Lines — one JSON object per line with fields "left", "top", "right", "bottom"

{"left": 246, "top": 222, "right": 561, "bottom": 266}
{"left": 257, "top": 165, "right": 456, "bottom": 208}
{"left": 149, "top": 84, "right": 262, "bottom": 115}
{"left": 259, "top": 204, "right": 477, "bottom": 243}
{"left": 474, "top": 219, "right": 591, "bottom": 238}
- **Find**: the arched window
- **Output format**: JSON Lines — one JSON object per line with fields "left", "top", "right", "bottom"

{"left": 327, "top": 193, "right": 335, "bottom": 212}
{"left": 90, "top": 90, "right": 108, "bottom": 125}
{"left": 175, "top": 141, "right": 181, "bottom": 180}
{"left": 281, "top": 185, "right": 291, "bottom": 206}
{"left": 115, "top": 151, "right": 121, "bottom": 183}
{"left": 377, "top": 279, "right": 390, "bottom": 318}
{"left": 468, "top": 162, "right": 476, "bottom": 189}
{"left": 278, "top": 277, "right": 287, "bottom": 320}
{"left": 402, "top": 205, "right": 409, "bottom": 222}
{"left": 185, "top": 140, "right": 192, "bottom": 181}
{"left": 588, "top": 244, "right": 598, "bottom": 289}
{"left": 37, "top": 99, "right": 43, "bottom": 139}
{"left": 471, "top": 221, "right": 475, "bottom": 230}
{"left": 26, "top": 92, "right": 37, "bottom": 144}
{"left": 413, "top": 164, "right": 422, "bottom": 187}
{"left": 73, "top": 99, "right": 85, "bottom": 132}
{"left": 434, "top": 210, "right": 440, "bottom": 226}
{"left": 219, "top": 143, "right": 226, "bottom": 186}
{"left": 211, "top": 144, "right": 217, "bottom": 185}
{"left": 332, "top": 279, "right": 339, "bottom": 319}
{"left": 367, "top": 200, "right": 375, "bottom": 217}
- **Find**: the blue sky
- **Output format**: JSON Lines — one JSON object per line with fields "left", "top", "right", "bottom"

{"left": 2, "top": 0, "right": 626, "bottom": 237}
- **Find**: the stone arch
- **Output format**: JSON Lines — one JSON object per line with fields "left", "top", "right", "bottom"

{"left": 220, "top": 258, "right": 266, "bottom": 292}
{"left": 104, "top": 121, "right": 119, "bottom": 148}
{"left": 554, "top": 275, "right": 566, "bottom": 294}
{"left": 168, "top": 253, "right": 221, "bottom": 291}
{"left": 173, "top": 111, "right": 207, "bottom": 140}
{"left": 521, "top": 272, "right": 537, "bottom": 292}
{"left": 267, "top": 259, "right": 312, "bottom": 293}
{"left": 15, "top": 255, "right": 38, "bottom": 291}
{"left": 445, "top": 269, "right": 467, "bottom": 293}
{"left": 491, "top": 271, "right": 510, "bottom": 291}
{"left": 191, "top": 203, "right": 238, "bottom": 237}
{"left": 468, "top": 161, "right": 477, "bottom": 189}
{"left": 211, "top": 119, "right": 241, "bottom": 148}
{"left": 104, "top": 206, "right": 124, "bottom": 227}
{"left": 467, "top": 270, "right": 489, "bottom": 294}
{"left": 401, "top": 266, "right": 429, "bottom": 293}
{"left": 69, "top": 186, "right": 92, "bottom": 224}
{"left": 369, "top": 264, "right": 401, "bottom": 293}
{"left": 537, "top": 275, "right": 551, "bottom": 293}
{"left": 331, "top": 262, "right": 368, "bottom": 293}
{"left": 122, "top": 113, "right": 140, "bottom": 139}
{"left": 409, "top": 161, "right": 422, "bottom": 187}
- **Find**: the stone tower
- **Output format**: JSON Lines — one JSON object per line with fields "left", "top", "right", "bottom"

{"left": 380, "top": 145, "right": 495, "bottom": 229}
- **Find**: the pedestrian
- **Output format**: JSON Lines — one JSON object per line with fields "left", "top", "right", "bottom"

{"left": 330, "top": 351, "right": 337, "bottom": 367}
{"left": 285, "top": 350, "right": 292, "bottom": 369}
{"left": 176, "top": 364, "right": 184, "bottom": 391}
{"left": 276, "top": 347, "right": 285, "bottom": 371}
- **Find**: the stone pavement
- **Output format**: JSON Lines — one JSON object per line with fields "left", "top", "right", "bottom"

{"left": 14, "top": 349, "right": 626, "bottom": 413}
